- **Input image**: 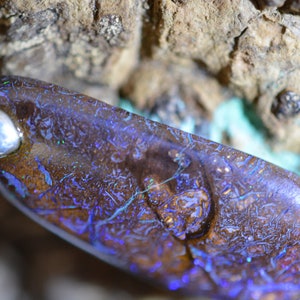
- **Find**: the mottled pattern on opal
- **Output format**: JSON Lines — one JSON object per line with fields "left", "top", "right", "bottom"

{"left": 0, "top": 76, "right": 299, "bottom": 299}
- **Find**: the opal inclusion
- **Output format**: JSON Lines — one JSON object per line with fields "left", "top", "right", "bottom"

{"left": 0, "top": 110, "right": 22, "bottom": 156}
{"left": 0, "top": 76, "right": 299, "bottom": 299}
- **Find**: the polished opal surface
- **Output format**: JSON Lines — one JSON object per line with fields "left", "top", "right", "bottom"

{"left": 0, "top": 76, "right": 299, "bottom": 299}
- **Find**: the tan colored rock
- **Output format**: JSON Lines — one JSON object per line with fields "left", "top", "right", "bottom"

{"left": 0, "top": 0, "right": 142, "bottom": 96}
{"left": 122, "top": 60, "right": 226, "bottom": 114}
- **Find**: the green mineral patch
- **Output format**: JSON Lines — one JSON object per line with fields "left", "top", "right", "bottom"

{"left": 211, "top": 98, "right": 300, "bottom": 174}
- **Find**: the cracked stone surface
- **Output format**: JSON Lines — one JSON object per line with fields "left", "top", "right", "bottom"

{"left": 1, "top": 1, "right": 300, "bottom": 151}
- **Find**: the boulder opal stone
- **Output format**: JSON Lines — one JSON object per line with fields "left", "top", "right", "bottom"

{"left": 0, "top": 76, "right": 299, "bottom": 299}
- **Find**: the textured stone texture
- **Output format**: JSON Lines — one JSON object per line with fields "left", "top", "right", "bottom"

{"left": 1, "top": 76, "right": 300, "bottom": 299}
{"left": 0, "top": 0, "right": 142, "bottom": 104}
{"left": 1, "top": 1, "right": 300, "bottom": 150}
{"left": 1, "top": 1, "right": 300, "bottom": 299}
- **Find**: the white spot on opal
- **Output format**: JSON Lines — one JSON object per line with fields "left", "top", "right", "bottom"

{"left": 168, "top": 149, "right": 191, "bottom": 168}
{"left": 0, "top": 110, "right": 22, "bottom": 157}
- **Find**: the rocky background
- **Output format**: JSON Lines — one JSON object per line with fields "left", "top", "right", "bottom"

{"left": 1, "top": 0, "right": 300, "bottom": 150}
{"left": 0, "top": 0, "right": 300, "bottom": 299}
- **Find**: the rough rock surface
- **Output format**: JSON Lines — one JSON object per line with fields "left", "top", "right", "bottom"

{"left": 0, "top": 0, "right": 142, "bottom": 104}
